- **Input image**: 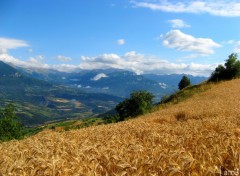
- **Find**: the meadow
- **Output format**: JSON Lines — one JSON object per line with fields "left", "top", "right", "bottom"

{"left": 0, "top": 79, "right": 239, "bottom": 175}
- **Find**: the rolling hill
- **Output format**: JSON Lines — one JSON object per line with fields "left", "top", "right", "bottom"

{"left": 0, "top": 79, "right": 239, "bottom": 175}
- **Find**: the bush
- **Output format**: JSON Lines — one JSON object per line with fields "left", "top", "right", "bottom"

{"left": 178, "top": 75, "right": 191, "bottom": 90}
{"left": 115, "top": 90, "right": 154, "bottom": 121}
{"left": 103, "top": 115, "right": 120, "bottom": 124}
{"left": 210, "top": 53, "right": 240, "bottom": 82}
{"left": 175, "top": 111, "right": 187, "bottom": 121}
{"left": 0, "top": 104, "right": 25, "bottom": 142}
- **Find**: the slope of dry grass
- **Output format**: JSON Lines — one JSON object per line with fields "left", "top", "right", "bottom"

{"left": 0, "top": 79, "right": 240, "bottom": 176}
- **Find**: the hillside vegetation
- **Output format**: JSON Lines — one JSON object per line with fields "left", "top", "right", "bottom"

{"left": 0, "top": 79, "right": 240, "bottom": 175}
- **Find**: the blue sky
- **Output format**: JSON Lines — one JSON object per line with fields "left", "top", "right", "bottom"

{"left": 0, "top": 0, "right": 240, "bottom": 76}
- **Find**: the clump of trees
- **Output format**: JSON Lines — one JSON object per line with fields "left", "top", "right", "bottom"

{"left": 210, "top": 53, "right": 240, "bottom": 82}
{"left": 0, "top": 104, "right": 25, "bottom": 142}
{"left": 115, "top": 90, "right": 154, "bottom": 121}
{"left": 178, "top": 75, "right": 191, "bottom": 90}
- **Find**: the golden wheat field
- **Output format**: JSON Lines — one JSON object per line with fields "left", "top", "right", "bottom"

{"left": 0, "top": 79, "right": 240, "bottom": 176}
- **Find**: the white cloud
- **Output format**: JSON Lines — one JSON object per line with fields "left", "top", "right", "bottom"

{"left": 0, "top": 48, "right": 8, "bottom": 54}
{"left": 81, "top": 53, "right": 122, "bottom": 64}
{"left": 0, "top": 53, "right": 30, "bottom": 66}
{"left": 131, "top": 0, "right": 240, "bottom": 17}
{"left": 79, "top": 51, "right": 216, "bottom": 76}
{"left": 117, "top": 39, "right": 125, "bottom": 45}
{"left": 124, "top": 51, "right": 145, "bottom": 61}
{"left": 0, "top": 37, "right": 29, "bottom": 50}
{"left": 0, "top": 51, "right": 216, "bottom": 76}
{"left": 91, "top": 73, "right": 108, "bottom": 81}
{"left": 0, "top": 53, "right": 51, "bottom": 70}
{"left": 27, "top": 55, "right": 51, "bottom": 69}
{"left": 162, "top": 30, "right": 221, "bottom": 55}
{"left": 168, "top": 19, "right": 190, "bottom": 28}
{"left": 57, "top": 55, "right": 72, "bottom": 62}
{"left": 51, "top": 64, "right": 79, "bottom": 72}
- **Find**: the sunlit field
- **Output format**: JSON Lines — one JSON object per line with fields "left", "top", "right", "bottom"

{"left": 0, "top": 79, "right": 240, "bottom": 175}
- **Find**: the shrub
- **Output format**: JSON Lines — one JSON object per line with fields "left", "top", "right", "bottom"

{"left": 103, "top": 115, "right": 120, "bottom": 124}
{"left": 178, "top": 75, "right": 191, "bottom": 90}
{"left": 115, "top": 90, "right": 154, "bottom": 121}
{"left": 210, "top": 53, "right": 240, "bottom": 82}
{"left": 175, "top": 111, "right": 187, "bottom": 121}
{"left": 0, "top": 104, "right": 25, "bottom": 142}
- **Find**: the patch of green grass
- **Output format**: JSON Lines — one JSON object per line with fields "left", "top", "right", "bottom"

{"left": 46, "top": 117, "right": 104, "bottom": 132}
{"left": 159, "top": 82, "right": 211, "bottom": 106}
{"left": 54, "top": 120, "right": 76, "bottom": 127}
{"left": 81, "top": 118, "right": 103, "bottom": 127}
{"left": 23, "top": 126, "right": 44, "bottom": 137}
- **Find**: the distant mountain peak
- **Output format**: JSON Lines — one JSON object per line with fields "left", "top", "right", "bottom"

{"left": 91, "top": 73, "right": 108, "bottom": 81}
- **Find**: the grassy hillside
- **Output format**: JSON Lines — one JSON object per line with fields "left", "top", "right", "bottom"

{"left": 0, "top": 79, "right": 240, "bottom": 175}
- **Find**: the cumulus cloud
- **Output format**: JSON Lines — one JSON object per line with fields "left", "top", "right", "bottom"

{"left": 0, "top": 48, "right": 8, "bottom": 54}
{"left": 0, "top": 37, "right": 29, "bottom": 50}
{"left": 124, "top": 51, "right": 145, "bottom": 61}
{"left": 162, "top": 30, "right": 221, "bottom": 55}
{"left": 79, "top": 51, "right": 216, "bottom": 76}
{"left": 0, "top": 50, "right": 217, "bottom": 76}
{"left": 0, "top": 37, "right": 29, "bottom": 62}
{"left": 57, "top": 55, "right": 72, "bottom": 62}
{"left": 131, "top": 0, "right": 240, "bottom": 17}
{"left": 0, "top": 53, "right": 51, "bottom": 70}
{"left": 117, "top": 39, "right": 125, "bottom": 45}
{"left": 168, "top": 19, "right": 190, "bottom": 28}
{"left": 0, "top": 53, "right": 29, "bottom": 66}
{"left": 28, "top": 55, "right": 44, "bottom": 63}
{"left": 81, "top": 53, "right": 122, "bottom": 64}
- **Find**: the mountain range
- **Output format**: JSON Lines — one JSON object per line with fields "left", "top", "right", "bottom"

{"left": 0, "top": 61, "right": 122, "bottom": 126}
{"left": 1, "top": 61, "right": 207, "bottom": 125}
{"left": 20, "top": 67, "right": 207, "bottom": 100}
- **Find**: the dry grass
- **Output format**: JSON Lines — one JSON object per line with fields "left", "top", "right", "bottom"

{"left": 1, "top": 79, "right": 240, "bottom": 175}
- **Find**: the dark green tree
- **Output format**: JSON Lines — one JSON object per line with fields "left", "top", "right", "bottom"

{"left": 224, "top": 53, "right": 240, "bottom": 79}
{"left": 115, "top": 90, "right": 154, "bottom": 121}
{"left": 178, "top": 75, "right": 191, "bottom": 90}
{"left": 0, "top": 104, "right": 25, "bottom": 142}
{"left": 210, "top": 53, "right": 240, "bottom": 81}
{"left": 209, "top": 64, "right": 225, "bottom": 82}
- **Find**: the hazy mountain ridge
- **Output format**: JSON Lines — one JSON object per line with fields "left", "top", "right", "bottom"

{"left": 144, "top": 73, "right": 207, "bottom": 90}
{"left": 20, "top": 67, "right": 207, "bottom": 100}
